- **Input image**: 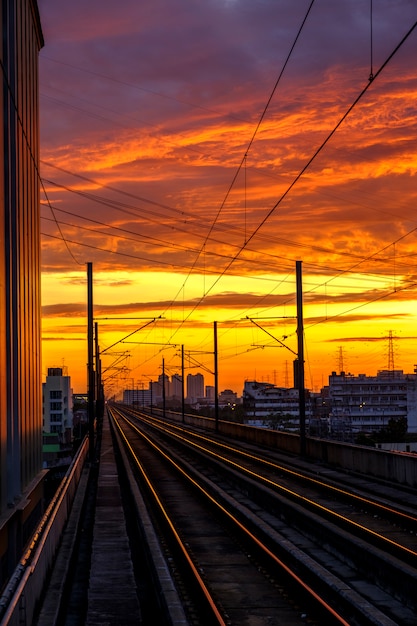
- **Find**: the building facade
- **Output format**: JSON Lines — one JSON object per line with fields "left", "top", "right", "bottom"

{"left": 0, "top": 0, "right": 44, "bottom": 586}
{"left": 171, "top": 373, "right": 183, "bottom": 399}
{"left": 243, "top": 380, "right": 312, "bottom": 429}
{"left": 123, "top": 387, "right": 152, "bottom": 406}
{"left": 218, "top": 389, "right": 239, "bottom": 406}
{"left": 328, "top": 369, "right": 417, "bottom": 434}
{"left": 186, "top": 373, "right": 204, "bottom": 402}
{"left": 43, "top": 368, "right": 73, "bottom": 443}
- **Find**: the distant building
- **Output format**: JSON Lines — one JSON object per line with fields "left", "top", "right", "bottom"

{"left": 43, "top": 368, "right": 73, "bottom": 444}
{"left": 243, "top": 380, "right": 311, "bottom": 429}
{"left": 124, "top": 373, "right": 184, "bottom": 407}
{"left": 151, "top": 379, "right": 163, "bottom": 404}
{"left": 218, "top": 389, "right": 240, "bottom": 406}
{"left": 123, "top": 387, "right": 152, "bottom": 406}
{"left": 73, "top": 393, "right": 88, "bottom": 405}
{"left": 170, "top": 373, "right": 182, "bottom": 398}
{"left": 159, "top": 373, "right": 170, "bottom": 398}
{"left": 186, "top": 373, "right": 204, "bottom": 403}
{"left": 327, "top": 369, "right": 417, "bottom": 434}
{"left": 205, "top": 385, "right": 215, "bottom": 400}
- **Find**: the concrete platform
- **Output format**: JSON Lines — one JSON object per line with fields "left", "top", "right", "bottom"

{"left": 86, "top": 414, "right": 141, "bottom": 626}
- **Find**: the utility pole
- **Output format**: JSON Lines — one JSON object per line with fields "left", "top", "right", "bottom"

{"left": 181, "top": 344, "right": 185, "bottom": 423}
{"left": 387, "top": 330, "right": 395, "bottom": 373}
{"left": 338, "top": 346, "right": 344, "bottom": 374}
{"left": 95, "top": 322, "right": 104, "bottom": 422}
{"left": 296, "top": 260, "right": 306, "bottom": 457}
{"left": 87, "top": 262, "right": 95, "bottom": 462}
{"left": 162, "top": 357, "right": 166, "bottom": 418}
{"left": 214, "top": 321, "right": 219, "bottom": 432}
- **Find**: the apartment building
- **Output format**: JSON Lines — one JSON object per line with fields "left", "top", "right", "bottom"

{"left": 43, "top": 368, "right": 73, "bottom": 443}
{"left": 328, "top": 369, "right": 417, "bottom": 434}
{"left": 186, "top": 373, "right": 204, "bottom": 403}
{"left": 243, "top": 380, "right": 312, "bottom": 428}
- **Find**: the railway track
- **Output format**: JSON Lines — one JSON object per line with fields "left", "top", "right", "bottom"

{"left": 109, "top": 404, "right": 417, "bottom": 625}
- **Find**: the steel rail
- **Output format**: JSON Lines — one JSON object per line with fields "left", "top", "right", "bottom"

{"left": 125, "top": 407, "right": 417, "bottom": 561}
{"left": 114, "top": 406, "right": 350, "bottom": 626}
{"left": 109, "top": 406, "right": 227, "bottom": 626}
{"left": 129, "top": 407, "right": 417, "bottom": 524}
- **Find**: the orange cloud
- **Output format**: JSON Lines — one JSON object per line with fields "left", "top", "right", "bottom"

{"left": 39, "top": 1, "right": 417, "bottom": 393}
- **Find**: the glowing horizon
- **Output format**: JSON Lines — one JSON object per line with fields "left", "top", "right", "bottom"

{"left": 38, "top": 1, "right": 417, "bottom": 396}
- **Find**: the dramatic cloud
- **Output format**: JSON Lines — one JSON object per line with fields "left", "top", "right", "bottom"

{"left": 37, "top": 1, "right": 417, "bottom": 392}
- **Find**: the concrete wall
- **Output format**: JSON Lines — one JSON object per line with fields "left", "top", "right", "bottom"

{"left": 164, "top": 410, "right": 417, "bottom": 487}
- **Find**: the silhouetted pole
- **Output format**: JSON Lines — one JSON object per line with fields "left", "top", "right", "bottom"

{"left": 87, "top": 262, "right": 95, "bottom": 462}
{"left": 214, "top": 321, "right": 219, "bottom": 432}
{"left": 296, "top": 260, "right": 306, "bottom": 457}
{"left": 95, "top": 321, "right": 104, "bottom": 421}
{"left": 162, "top": 357, "right": 166, "bottom": 418}
{"left": 181, "top": 344, "right": 185, "bottom": 423}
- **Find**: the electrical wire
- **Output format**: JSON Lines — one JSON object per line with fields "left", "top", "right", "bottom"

{"left": 40, "top": 10, "right": 417, "bottom": 388}
{"left": 0, "top": 56, "right": 82, "bottom": 266}
{"left": 156, "top": 0, "right": 317, "bottom": 321}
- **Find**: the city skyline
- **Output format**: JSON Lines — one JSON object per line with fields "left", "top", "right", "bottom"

{"left": 38, "top": 1, "right": 417, "bottom": 395}
{"left": 87, "top": 354, "right": 417, "bottom": 402}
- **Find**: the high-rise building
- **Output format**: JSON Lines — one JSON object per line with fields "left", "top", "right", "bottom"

{"left": 0, "top": 0, "right": 44, "bottom": 586}
{"left": 186, "top": 373, "right": 204, "bottom": 402}
{"left": 43, "top": 368, "right": 73, "bottom": 443}
{"left": 171, "top": 373, "right": 182, "bottom": 398}
{"left": 158, "top": 372, "right": 170, "bottom": 397}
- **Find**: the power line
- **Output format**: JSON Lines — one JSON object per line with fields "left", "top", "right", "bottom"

{"left": 161, "top": 19, "right": 417, "bottom": 347}
{"left": 0, "top": 56, "right": 82, "bottom": 266}
{"left": 148, "top": 20, "right": 417, "bottom": 363}
{"left": 42, "top": 205, "right": 405, "bottom": 281}
{"left": 158, "top": 0, "right": 317, "bottom": 325}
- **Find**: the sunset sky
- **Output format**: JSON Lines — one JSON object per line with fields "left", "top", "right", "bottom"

{"left": 37, "top": 0, "right": 417, "bottom": 397}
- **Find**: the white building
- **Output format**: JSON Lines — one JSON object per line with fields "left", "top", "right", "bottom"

{"left": 43, "top": 368, "right": 73, "bottom": 442}
{"left": 328, "top": 369, "right": 417, "bottom": 434}
{"left": 243, "top": 380, "right": 311, "bottom": 429}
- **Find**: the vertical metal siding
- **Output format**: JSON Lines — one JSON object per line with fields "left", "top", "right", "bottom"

{"left": 0, "top": 0, "right": 43, "bottom": 510}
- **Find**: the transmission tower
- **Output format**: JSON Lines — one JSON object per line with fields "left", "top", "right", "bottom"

{"left": 387, "top": 330, "right": 395, "bottom": 371}
{"left": 338, "top": 346, "right": 344, "bottom": 373}
{"left": 284, "top": 360, "right": 289, "bottom": 388}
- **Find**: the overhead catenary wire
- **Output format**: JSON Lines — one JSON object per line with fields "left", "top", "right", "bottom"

{"left": 156, "top": 0, "right": 317, "bottom": 324}
{"left": 0, "top": 56, "right": 83, "bottom": 266}
{"left": 40, "top": 9, "right": 417, "bottom": 385}
{"left": 160, "top": 19, "right": 417, "bottom": 349}
{"left": 41, "top": 205, "right": 409, "bottom": 280}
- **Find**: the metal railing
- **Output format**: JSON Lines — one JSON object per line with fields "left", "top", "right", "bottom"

{"left": 0, "top": 437, "right": 89, "bottom": 626}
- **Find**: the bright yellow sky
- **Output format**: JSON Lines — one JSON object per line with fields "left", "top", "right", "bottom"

{"left": 39, "top": 2, "right": 417, "bottom": 396}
